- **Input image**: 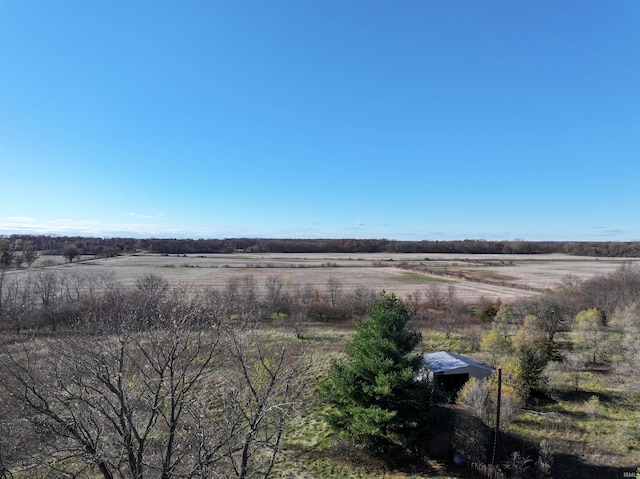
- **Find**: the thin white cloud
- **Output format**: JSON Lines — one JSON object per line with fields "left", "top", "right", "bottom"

{"left": 127, "top": 212, "right": 165, "bottom": 219}
{"left": 0, "top": 217, "right": 637, "bottom": 242}
{"left": 5, "top": 216, "right": 38, "bottom": 223}
{"left": 46, "top": 218, "right": 78, "bottom": 224}
{"left": 0, "top": 217, "right": 181, "bottom": 238}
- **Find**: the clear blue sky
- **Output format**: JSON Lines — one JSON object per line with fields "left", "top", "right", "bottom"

{"left": 1, "top": 0, "right": 638, "bottom": 241}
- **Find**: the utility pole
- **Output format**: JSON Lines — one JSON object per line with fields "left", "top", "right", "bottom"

{"left": 491, "top": 368, "right": 502, "bottom": 478}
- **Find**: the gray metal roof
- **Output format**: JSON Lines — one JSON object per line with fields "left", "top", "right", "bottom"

{"left": 423, "top": 351, "right": 493, "bottom": 374}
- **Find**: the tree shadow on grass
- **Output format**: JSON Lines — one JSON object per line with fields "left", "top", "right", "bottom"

{"left": 318, "top": 438, "right": 473, "bottom": 478}
{"left": 555, "top": 389, "right": 618, "bottom": 403}
{"left": 530, "top": 388, "right": 619, "bottom": 407}
{"left": 552, "top": 453, "right": 638, "bottom": 479}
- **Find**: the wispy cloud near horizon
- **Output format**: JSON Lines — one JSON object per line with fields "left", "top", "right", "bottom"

{"left": 0, "top": 217, "right": 178, "bottom": 238}
{"left": 0, "top": 221, "right": 637, "bottom": 243}
{"left": 127, "top": 212, "right": 165, "bottom": 219}
{"left": 6, "top": 216, "right": 38, "bottom": 223}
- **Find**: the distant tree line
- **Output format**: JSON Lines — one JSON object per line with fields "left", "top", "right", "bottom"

{"left": 1, "top": 234, "right": 639, "bottom": 257}
{"left": 0, "top": 235, "right": 138, "bottom": 258}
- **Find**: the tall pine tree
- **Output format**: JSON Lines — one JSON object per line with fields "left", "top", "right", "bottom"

{"left": 321, "top": 293, "right": 441, "bottom": 455}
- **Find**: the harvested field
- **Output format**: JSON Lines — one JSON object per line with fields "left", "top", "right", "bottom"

{"left": 43, "top": 252, "right": 640, "bottom": 303}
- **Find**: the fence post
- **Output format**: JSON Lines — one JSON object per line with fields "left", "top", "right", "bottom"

{"left": 490, "top": 368, "right": 502, "bottom": 478}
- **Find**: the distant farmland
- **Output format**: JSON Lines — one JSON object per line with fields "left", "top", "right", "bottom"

{"left": 44, "top": 252, "right": 640, "bottom": 302}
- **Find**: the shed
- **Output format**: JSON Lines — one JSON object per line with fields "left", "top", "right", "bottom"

{"left": 421, "top": 351, "right": 493, "bottom": 391}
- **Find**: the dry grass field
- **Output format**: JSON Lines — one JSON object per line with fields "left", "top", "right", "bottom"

{"left": 50, "top": 252, "right": 640, "bottom": 303}
{"left": 4, "top": 251, "right": 639, "bottom": 478}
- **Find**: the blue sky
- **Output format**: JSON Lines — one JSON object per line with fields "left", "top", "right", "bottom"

{"left": 1, "top": 0, "right": 638, "bottom": 241}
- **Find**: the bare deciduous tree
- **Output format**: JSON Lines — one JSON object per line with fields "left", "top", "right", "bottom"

{"left": 20, "top": 242, "right": 39, "bottom": 268}
{"left": 211, "top": 322, "right": 308, "bottom": 479}
{"left": 264, "top": 276, "right": 285, "bottom": 315}
{"left": 611, "top": 303, "right": 640, "bottom": 393}
{"left": 327, "top": 276, "right": 342, "bottom": 308}
{"left": 221, "top": 276, "right": 261, "bottom": 321}
{"left": 575, "top": 307, "right": 607, "bottom": 364}
{"left": 581, "top": 264, "right": 640, "bottom": 315}
{"left": 135, "top": 272, "right": 169, "bottom": 298}
{"left": 0, "top": 273, "right": 33, "bottom": 332}
{"left": 0, "top": 240, "right": 12, "bottom": 269}
{"left": 0, "top": 290, "right": 308, "bottom": 479}
{"left": 62, "top": 245, "right": 80, "bottom": 263}
{"left": 516, "top": 293, "right": 577, "bottom": 342}
{"left": 424, "top": 283, "right": 446, "bottom": 310}
{"left": 1, "top": 314, "right": 221, "bottom": 478}
{"left": 33, "top": 269, "right": 64, "bottom": 331}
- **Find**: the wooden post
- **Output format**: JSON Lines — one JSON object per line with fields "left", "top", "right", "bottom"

{"left": 491, "top": 368, "right": 502, "bottom": 478}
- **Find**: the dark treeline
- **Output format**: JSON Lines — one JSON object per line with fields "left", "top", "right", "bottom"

{"left": 2, "top": 234, "right": 639, "bottom": 257}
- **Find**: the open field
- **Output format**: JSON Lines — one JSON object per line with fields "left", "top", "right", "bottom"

{"left": 3, "top": 252, "right": 639, "bottom": 478}
{"left": 37, "top": 252, "right": 640, "bottom": 303}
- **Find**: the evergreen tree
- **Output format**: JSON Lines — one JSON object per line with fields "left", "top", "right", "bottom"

{"left": 320, "top": 293, "right": 441, "bottom": 455}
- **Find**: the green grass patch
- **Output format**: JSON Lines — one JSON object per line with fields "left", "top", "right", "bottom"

{"left": 507, "top": 365, "right": 640, "bottom": 473}
{"left": 278, "top": 407, "right": 466, "bottom": 479}
{"left": 461, "top": 269, "right": 517, "bottom": 281}
{"left": 153, "top": 266, "right": 194, "bottom": 274}
{"left": 285, "top": 406, "right": 336, "bottom": 451}
{"left": 422, "top": 331, "right": 468, "bottom": 352}
{"left": 395, "top": 272, "right": 454, "bottom": 284}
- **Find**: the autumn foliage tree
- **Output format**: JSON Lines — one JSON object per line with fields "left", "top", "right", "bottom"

{"left": 575, "top": 307, "right": 608, "bottom": 364}
{"left": 512, "top": 315, "right": 553, "bottom": 394}
{"left": 482, "top": 312, "right": 552, "bottom": 396}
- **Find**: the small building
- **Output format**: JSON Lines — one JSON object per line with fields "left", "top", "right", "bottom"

{"left": 421, "top": 351, "right": 493, "bottom": 392}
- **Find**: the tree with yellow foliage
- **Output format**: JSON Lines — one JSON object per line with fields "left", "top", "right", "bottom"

{"left": 482, "top": 313, "right": 552, "bottom": 396}
{"left": 457, "top": 362, "right": 525, "bottom": 427}
{"left": 480, "top": 329, "right": 512, "bottom": 365}
{"left": 486, "top": 361, "right": 525, "bottom": 426}
{"left": 575, "top": 307, "right": 607, "bottom": 364}
{"left": 480, "top": 303, "right": 517, "bottom": 365}
{"left": 512, "top": 315, "right": 553, "bottom": 395}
